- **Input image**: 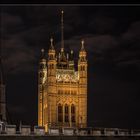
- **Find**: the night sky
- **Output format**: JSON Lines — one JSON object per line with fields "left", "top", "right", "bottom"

{"left": 0, "top": 5, "right": 140, "bottom": 129}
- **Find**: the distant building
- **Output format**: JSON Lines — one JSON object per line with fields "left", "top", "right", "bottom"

{"left": 38, "top": 11, "right": 88, "bottom": 132}
{"left": 0, "top": 56, "right": 6, "bottom": 122}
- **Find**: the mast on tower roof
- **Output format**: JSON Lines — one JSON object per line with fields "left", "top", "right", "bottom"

{"left": 61, "top": 10, "right": 64, "bottom": 52}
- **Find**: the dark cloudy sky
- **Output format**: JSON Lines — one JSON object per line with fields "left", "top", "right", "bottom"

{"left": 0, "top": 5, "right": 140, "bottom": 129}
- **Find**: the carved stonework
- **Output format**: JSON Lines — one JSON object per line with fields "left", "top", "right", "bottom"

{"left": 38, "top": 12, "right": 87, "bottom": 132}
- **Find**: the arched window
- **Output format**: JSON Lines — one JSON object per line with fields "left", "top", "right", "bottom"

{"left": 71, "top": 104, "right": 75, "bottom": 114}
{"left": 80, "top": 66, "right": 82, "bottom": 71}
{"left": 48, "top": 65, "right": 51, "bottom": 69}
{"left": 71, "top": 104, "right": 76, "bottom": 123}
{"left": 50, "top": 55, "right": 53, "bottom": 60}
{"left": 65, "top": 104, "right": 69, "bottom": 122}
{"left": 49, "top": 54, "right": 53, "bottom": 60}
{"left": 58, "top": 104, "right": 63, "bottom": 122}
{"left": 83, "top": 66, "right": 85, "bottom": 71}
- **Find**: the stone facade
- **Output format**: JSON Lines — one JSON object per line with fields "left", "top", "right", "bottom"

{"left": 38, "top": 11, "right": 87, "bottom": 132}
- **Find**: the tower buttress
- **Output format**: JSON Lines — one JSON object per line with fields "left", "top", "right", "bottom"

{"left": 38, "top": 48, "right": 47, "bottom": 126}
{"left": 47, "top": 37, "right": 57, "bottom": 128}
{"left": 78, "top": 40, "right": 88, "bottom": 128}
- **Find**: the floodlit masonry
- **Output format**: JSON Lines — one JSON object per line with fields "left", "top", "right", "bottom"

{"left": 38, "top": 11, "right": 87, "bottom": 132}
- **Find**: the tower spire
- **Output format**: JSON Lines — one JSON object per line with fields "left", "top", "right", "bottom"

{"left": 61, "top": 10, "right": 64, "bottom": 52}
{"left": 50, "top": 37, "right": 54, "bottom": 49}
{"left": 81, "top": 39, "right": 85, "bottom": 51}
{"left": 40, "top": 48, "right": 45, "bottom": 59}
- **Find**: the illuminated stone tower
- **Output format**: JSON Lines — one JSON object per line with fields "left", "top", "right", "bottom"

{"left": 38, "top": 48, "right": 47, "bottom": 126}
{"left": 0, "top": 56, "right": 6, "bottom": 122}
{"left": 78, "top": 40, "right": 87, "bottom": 128}
{"left": 38, "top": 11, "right": 87, "bottom": 131}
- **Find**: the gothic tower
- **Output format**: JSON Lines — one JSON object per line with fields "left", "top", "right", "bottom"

{"left": 38, "top": 11, "right": 88, "bottom": 132}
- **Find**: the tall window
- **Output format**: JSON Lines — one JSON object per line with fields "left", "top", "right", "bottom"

{"left": 71, "top": 104, "right": 76, "bottom": 123}
{"left": 49, "top": 54, "right": 54, "bottom": 60}
{"left": 58, "top": 104, "right": 63, "bottom": 122}
{"left": 51, "top": 64, "right": 54, "bottom": 69}
{"left": 81, "top": 66, "right": 85, "bottom": 71}
{"left": 65, "top": 104, "right": 69, "bottom": 122}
